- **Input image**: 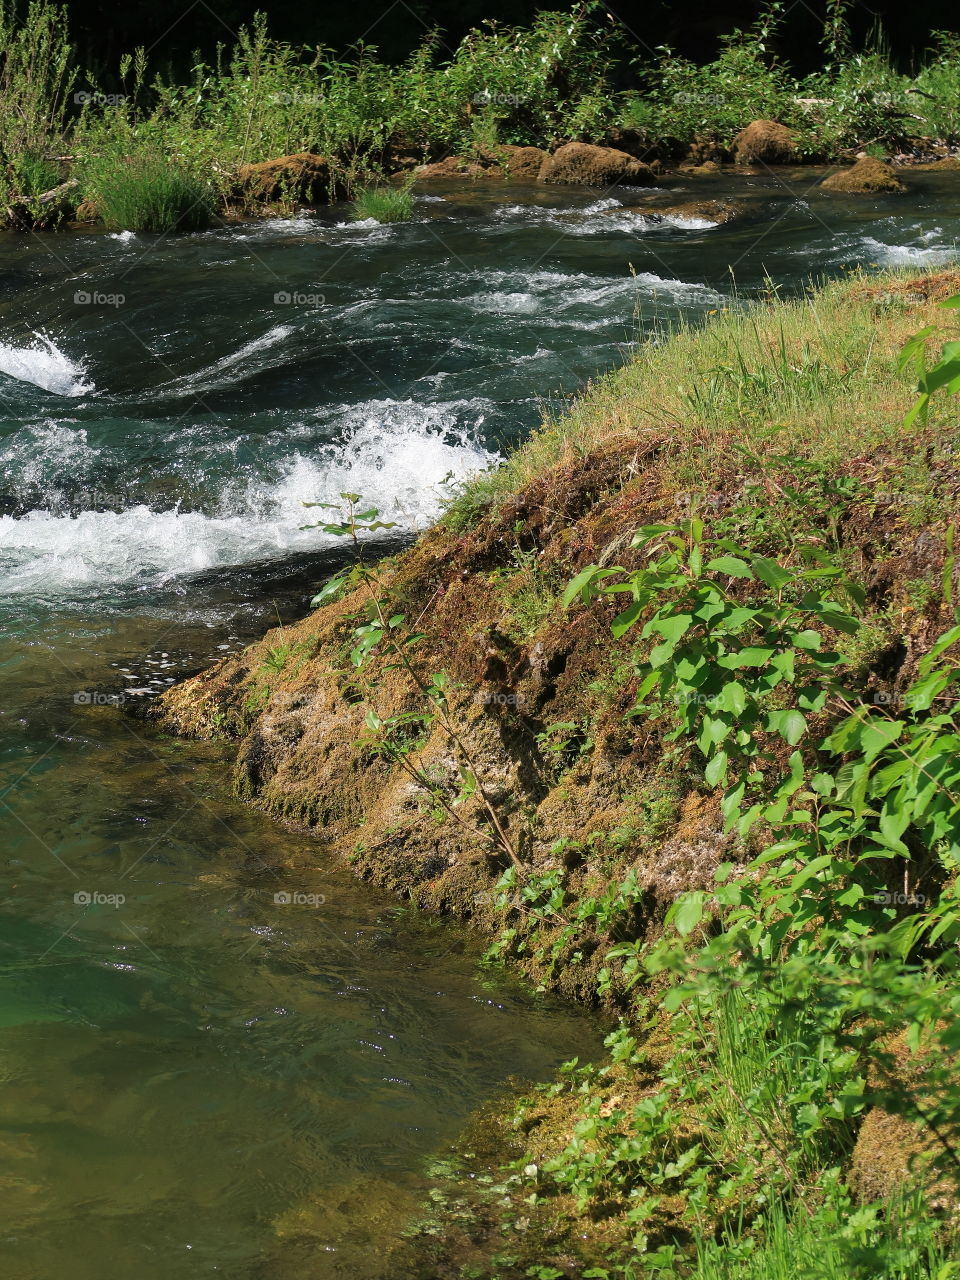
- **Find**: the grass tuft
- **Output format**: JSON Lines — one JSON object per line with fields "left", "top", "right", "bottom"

{"left": 350, "top": 182, "right": 414, "bottom": 224}
{"left": 82, "top": 148, "right": 215, "bottom": 233}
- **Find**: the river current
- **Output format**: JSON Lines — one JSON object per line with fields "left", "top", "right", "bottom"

{"left": 0, "top": 170, "right": 957, "bottom": 1278}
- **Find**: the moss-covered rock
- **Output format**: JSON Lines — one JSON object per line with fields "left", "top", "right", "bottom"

{"left": 538, "top": 142, "right": 656, "bottom": 187}
{"left": 732, "top": 119, "right": 797, "bottom": 165}
{"left": 236, "top": 152, "right": 346, "bottom": 203}
{"left": 821, "top": 157, "right": 906, "bottom": 193}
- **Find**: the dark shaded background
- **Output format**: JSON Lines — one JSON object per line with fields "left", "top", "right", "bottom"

{"left": 66, "top": 0, "right": 957, "bottom": 75}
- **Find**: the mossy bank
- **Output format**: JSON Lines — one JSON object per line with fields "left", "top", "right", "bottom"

{"left": 158, "top": 269, "right": 960, "bottom": 1277}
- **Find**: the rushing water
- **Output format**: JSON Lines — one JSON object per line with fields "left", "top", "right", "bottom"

{"left": 0, "top": 169, "right": 958, "bottom": 1278}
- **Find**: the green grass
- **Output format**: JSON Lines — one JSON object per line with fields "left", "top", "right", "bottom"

{"left": 687, "top": 1187, "right": 952, "bottom": 1280}
{"left": 457, "top": 268, "right": 960, "bottom": 512}
{"left": 351, "top": 183, "right": 414, "bottom": 223}
{"left": 81, "top": 148, "right": 215, "bottom": 232}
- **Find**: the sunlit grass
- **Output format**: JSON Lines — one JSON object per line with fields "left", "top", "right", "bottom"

{"left": 351, "top": 183, "right": 414, "bottom": 223}
{"left": 459, "top": 268, "right": 960, "bottom": 509}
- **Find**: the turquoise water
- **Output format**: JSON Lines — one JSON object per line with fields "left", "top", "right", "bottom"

{"left": 0, "top": 171, "right": 958, "bottom": 1278}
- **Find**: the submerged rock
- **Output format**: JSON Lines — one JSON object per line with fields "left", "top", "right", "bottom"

{"left": 538, "top": 142, "right": 655, "bottom": 187}
{"left": 820, "top": 157, "right": 906, "bottom": 193}
{"left": 236, "top": 153, "right": 347, "bottom": 203}
{"left": 732, "top": 119, "right": 798, "bottom": 165}
{"left": 678, "top": 160, "right": 722, "bottom": 175}
{"left": 653, "top": 198, "right": 746, "bottom": 225}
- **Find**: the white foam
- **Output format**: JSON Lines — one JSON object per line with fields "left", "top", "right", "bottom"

{"left": 466, "top": 268, "right": 721, "bottom": 317}
{"left": 487, "top": 201, "right": 716, "bottom": 237}
{"left": 0, "top": 336, "right": 94, "bottom": 396}
{"left": 858, "top": 232, "right": 958, "bottom": 267}
{"left": 0, "top": 402, "right": 496, "bottom": 595}
{"left": 154, "top": 324, "right": 294, "bottom": 397}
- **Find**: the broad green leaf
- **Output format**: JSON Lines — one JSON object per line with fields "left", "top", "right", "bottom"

{"left": 563, "top": 565, "right": 603, "bottom": 608}
{"left": 706, "top": 555, "right": 753, "bottom": 578}
{"left": 704, "top": 750, "right": 728, "bottom": 788}
{"left": 611, "top": 600, "right": 646, "bottom": 638}
{"left": 673, "top": 895, "right": 704, "bottom": 937}
{"left": 752, "top": 557, "right": 793, "bottom": 590}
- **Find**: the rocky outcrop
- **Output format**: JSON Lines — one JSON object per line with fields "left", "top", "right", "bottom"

{"left": 732, "top": 119, "right": 798, "bottom": 165}
{"left": 821, "top": 157, "right": 906, "bottom": 193}
{"left": 236, "top": 153, "right": 346, "bottom": 203}
{"left": 538, "top": 142, "right": 655, "bottom": 187}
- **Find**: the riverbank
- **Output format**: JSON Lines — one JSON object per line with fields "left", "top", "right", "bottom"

{"left": 156, "top": 268, "right": 960, "bottom": 1275}
{"left": 6, "top": 3, "right": 960, "bottom": 232}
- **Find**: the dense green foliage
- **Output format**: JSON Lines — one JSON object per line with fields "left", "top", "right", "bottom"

{"left": 2, "top": 3, "right": 960, "bottom": 229}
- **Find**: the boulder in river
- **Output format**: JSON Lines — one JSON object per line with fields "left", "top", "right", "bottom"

{"left": 654, "top": 199, "right": 746, "bottom": 225}
{"left": 609, "top": 198, "right": 747, "bottom": 227}
{"left": 820, "top": 157, "right": 906, "bottom": 193}
{"left": 236, "top": 153, "right": 347, "bottom": 203}
{"left": 538, "top": 142, "right": 655, "bottom": 187}
{"left": 732, "top": 120, "right": 798, "bottom": 165}
{"left": 493, "top": 144, "right": 548, "bottom": 178}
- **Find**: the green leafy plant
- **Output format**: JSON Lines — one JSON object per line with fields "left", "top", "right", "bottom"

{"left": 900, "top": 295, "right": 960, "bottom": 427}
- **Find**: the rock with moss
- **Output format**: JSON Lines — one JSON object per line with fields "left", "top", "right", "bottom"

{"left": 732, "top": 119, "right": 798, "bottom": 165}
{"left": 236, "top": 153, "right": 347, "bottom": 203}
{"left": 416, "top": 146, "right": 546, "bottom": 181}
{"left": 538, "top": 142, "right": 655, "bottom": 187}
{"left": 821, "top": 156, "right": 906, "bottom": 193}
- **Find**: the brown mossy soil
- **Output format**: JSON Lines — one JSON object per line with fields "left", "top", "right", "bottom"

{"left": 157, "top": 406, "right": 960, "bottom": 1008}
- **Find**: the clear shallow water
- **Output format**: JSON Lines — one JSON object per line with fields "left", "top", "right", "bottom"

{"left": 0, "top": 170, "right": 959, "bottom": 1278}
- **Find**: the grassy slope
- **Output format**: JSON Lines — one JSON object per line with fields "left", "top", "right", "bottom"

{"left": 158, "top": 268, "right": 960, "bottom": 1276}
